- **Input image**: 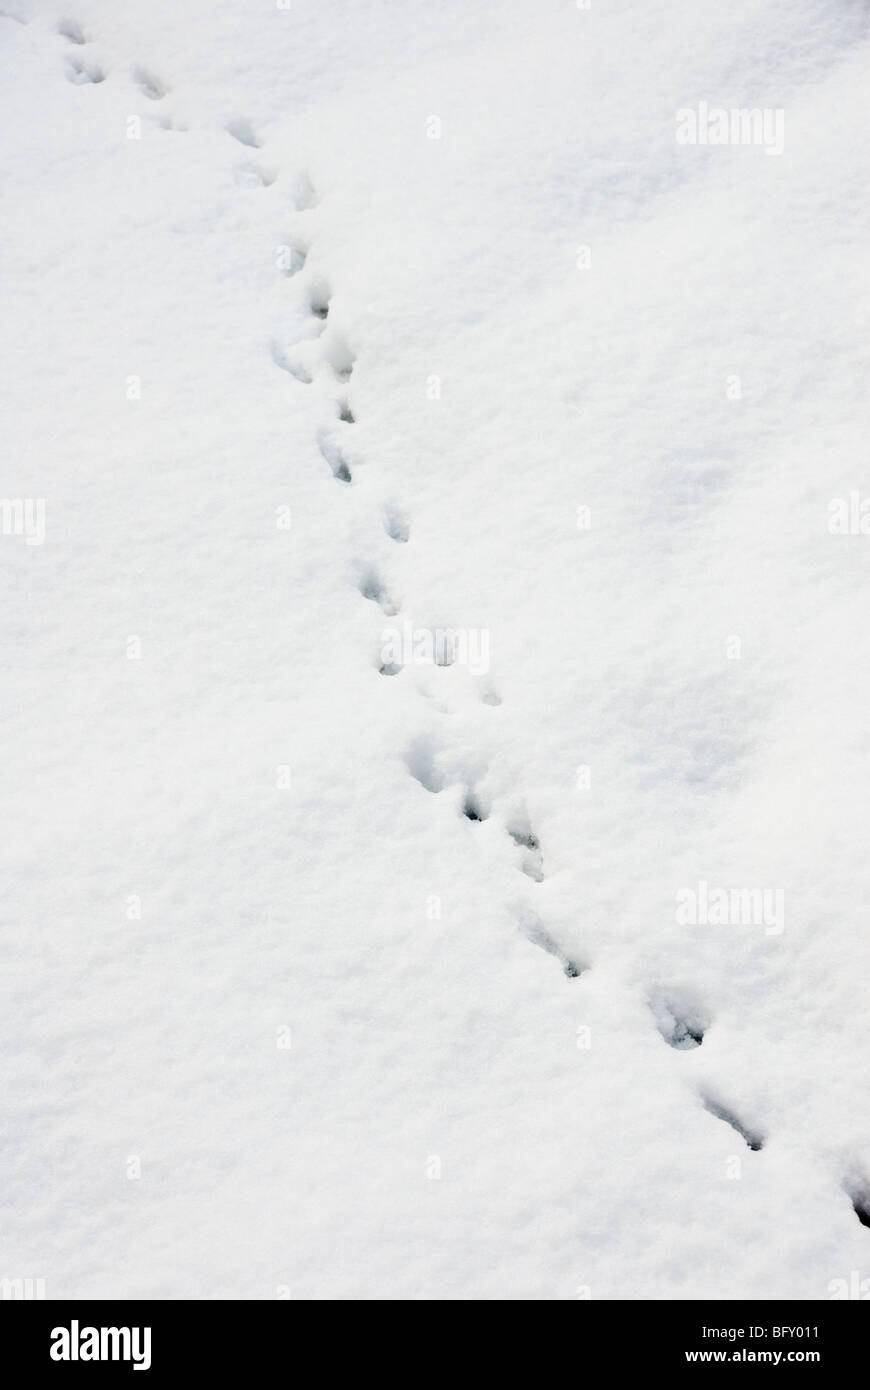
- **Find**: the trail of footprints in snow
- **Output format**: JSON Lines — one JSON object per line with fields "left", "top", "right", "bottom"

{"left": 59, "top": 30, "right": 869, "bottom": 1226}
{"left": 267, "top": 184, "right": 869, "bottom": 1210}
{"left": 57, "top": 10, "right": 583, "bottom": 988}
{"left": 58, "top": 17, "right": 271, "bottom": 154}
{"left": 273, "top": 181, "right": 554, "bottom": 932}
{"left": 59, "top": 17, "right": 165, "bottom": 98}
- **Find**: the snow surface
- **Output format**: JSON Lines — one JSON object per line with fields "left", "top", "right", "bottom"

{"left": 1, "top": 0, "right": 869, "bottom": 1299}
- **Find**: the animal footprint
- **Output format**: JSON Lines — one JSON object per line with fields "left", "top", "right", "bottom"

{"left": 58, "top": 17, "right": 85, "bottom": 43}
{"left": 507, "top": 820, "right": 543, "bottom": 881}
{"left": 843, "top": 1173, "right": 870, "bottom": 1230}
{"left": 66, "top": 54, "right": 104, "bottom": 84}
{"left": 462, "top": 789, "right": 489, "bottom": 822}
{"left": 290, "top": 172, "right": 318, "bottom": 210}
{"left": 701, "top": 1094, "right": 764, "bottom": 1151}
{"left": 384, "top": 508, "right": 409, "bottom": 543}
{"left": 234, "top": 164, "right": 274, "bottom": 189}
{"left": 358, "top": 569, "right": 398, "bottom": 616}
{"left": 405, "top": 736, "right": 445, "bottom": 793}
{"left": 134, "top": 67, "right": 166, "bottom": 100}
{"left": 316, "top": 430, "right": 352, "bottom": 483}
{"left": 270, "top": 341, "right": 311, "bottom": 384}
{"left": 324, "top": 336, "right": 355, "bottom": 382}
{"left": 308, "top": 282, "right": 330, "bottom": 322}
{"left": 852, "top": 1196, "right": 870, "bottom": 1230}
{"left": 226, "top": 116, "right": 260, "bottom": 148}
{"left": 650, "top": 992, "right": 707, "bottom": 1050}
{"left": 516, "top": 907, "right": 584, "bottom": 978}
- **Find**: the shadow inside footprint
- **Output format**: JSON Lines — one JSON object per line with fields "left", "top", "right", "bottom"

{"left": 58, "top": 16, "right": 85, "bottom": 42}
{"left": 270, "top": 341, "right": 311, "bottom": 384}
{"left": 290, "top": 171, "right": 318, "bottom": 211}
{"left": 134, "top": 66, "right": 166, "bottom": 100}
{"left": 226, "top": 116, "right": 260, "bottom": 147}
{"left": 651, "top": 992, "right": 707, "bottom": 1050}
{"left": 385, "top": 508, "right": 409, "bottom": 543}
{"left": 516, "top": 908, "right": 584, "bottom": 978}
{"left": 325, "top": 337, "right": 355, "bottom": 382}
{"left": 405, "top": 736, "right": 445, "bottom": 793}
{"left": 66, "top": 55, "right": 104, "bottom": 84}
{"left": 507, "top": 822, "right": 544, "bottom": 881}
{"left": 843, "top": 1175, "right": 870, "bottom": 1230}
{"left": 463, "top": 790, "right": 488, "bottom": 822}
{"left": 669, "top": 1018, "right": 704, "bottom": 1048}
{"left": 317, "top": 431, "right": 352, "bottom": 483}
{"left": 853, "top": 1196, "right": 870, "bottom": 1229}
{"left": 309, "top": 282, "right": 330, "bottom": 321}
{"left": 359, "top": 571, "right": 397, "bottom": 616}
{"left": 702, "top": 1095, "right": 764, "bottom": 1151}
{"left": 234, "top": 163, "right": 274, "bottom": 189}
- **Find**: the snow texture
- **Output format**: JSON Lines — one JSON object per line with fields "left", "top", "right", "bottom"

{"left": 1, "top": 0, "right": 869, "bottom": 1299}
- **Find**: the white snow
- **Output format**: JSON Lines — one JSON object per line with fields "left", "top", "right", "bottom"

{"left": 1, "top": 0, "right": 869, "bottom": 1299}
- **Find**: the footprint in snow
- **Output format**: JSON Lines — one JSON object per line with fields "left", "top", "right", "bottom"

{"left": 308, "top": 281, "right": 330, "bottom": 322}
{"left": 842, "top": 1169, "right": 870, "bottom": 1231}
{"left": 462, "top": 788, "right": 489, "bottom": 822}
{"left": 134, "top": 66, "right": 167, "bottom": 100}
{"left": 226, "top": 116, "right": 260, "bottom": 148}
{"left": 701, "top": 1094, "right": 764, "bottom": 1151}
{"left": 270, "top": 341, "right": 312, "bottom": 385}
{"left": 847, "top": 1185, "right": 870, "bottom": 1230}
{"left": 650, "top": 991, "right": 707, "bottom": 1050}
{"left": 384, "top": 507, "right": 409, "bottom": 543}
{"left": 358, "top": 568, "right": 398, "bottom": 616}
{"left": 66, "top": 54, "right": 104, "bottom": 84}
{"left": 316, "top": 430, "right": 352, "bottom": 483}
{"left": 515, "top": 906, "right": 585, "bottom": 978}
{"left": 507, "top": 820, "right": 544, "bottom": 882}
{"left": 404, "top": 735, "right": 446, "bottom": 793}
{"left": 290, "top": 171, "right": 318, "bottom": 211}
{"left": 234, "top": 163, "right": 274, "bottom": 189}
{"left": 58, "top": 17, "right": 85, "bottom": 42}
{"left": 324, "top": 335, "right": 355, "bottom": 382}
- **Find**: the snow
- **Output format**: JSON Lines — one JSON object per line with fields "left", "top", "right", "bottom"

{"left": 1, "top": 0, "right": 869, "bottom": 1299}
